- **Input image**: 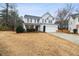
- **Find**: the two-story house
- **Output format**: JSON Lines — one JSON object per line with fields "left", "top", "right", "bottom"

{"left": 23, "top": 12, "right": 58, "bottom": 32}
{"left": 68, "top": 13, "right": 79, "bottom": 34}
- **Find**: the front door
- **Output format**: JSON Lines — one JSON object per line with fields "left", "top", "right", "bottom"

{"left": 36, "top": 26, "right": 38, "bottom": 32}
{"left": 43, "top": 26, "right": 46, "bottom": 32}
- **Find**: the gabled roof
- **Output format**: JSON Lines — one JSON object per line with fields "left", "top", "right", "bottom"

{"left": 24, "top": 15, "right": 41, "bottom": 19}
{"left": 24, "top": 12, "right": 54, "bottom": 20}
{"left": 42, "top": 12, "right": 54, "bottom": 18}
{"left": 71, "top": 13, "right": 79, "bottom": 17}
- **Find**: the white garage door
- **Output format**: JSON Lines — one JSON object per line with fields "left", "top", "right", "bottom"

{"left": 45, "top": 25, "right": 58, "bottom": 32}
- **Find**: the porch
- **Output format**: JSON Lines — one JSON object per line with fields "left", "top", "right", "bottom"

{"left": 25, "top": 23, "right": 40, "bottom": 32}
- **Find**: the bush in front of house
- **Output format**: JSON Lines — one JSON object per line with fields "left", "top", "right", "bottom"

{"left": 16, "top": 25, "right": 25, "bottom": 33}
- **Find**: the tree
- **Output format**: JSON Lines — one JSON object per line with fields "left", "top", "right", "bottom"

{"left": 56, "top": 4, "right": 74, "bottom": 30}
{"left": 0, "top": 3, "right": 21, "bottom": 31}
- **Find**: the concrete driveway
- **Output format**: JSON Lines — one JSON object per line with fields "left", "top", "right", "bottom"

{"left": 49, "top": 32, "right": 79, "bottom": 45}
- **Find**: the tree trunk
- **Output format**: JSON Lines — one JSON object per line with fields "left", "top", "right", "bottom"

{"left": 6, "top": 3, "right": 9, "bottom": 26}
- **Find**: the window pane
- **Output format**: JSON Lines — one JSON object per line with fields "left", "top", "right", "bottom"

{"left": 37, "top": 19, "right": 39, "bottom": 23}
{"left": 30, "top": 18, "right": 32, "bottom": 23}
{"left": 45, "top": 20, "right": 46, "bottom": 23}
{"left": 49, "top": 20, "right": 50, "bottom": 23}
{"left": 27, "top": 18, "right": 29, "bottom": 23}
{"left": 35, "top": 19, "right": 36, "bottom": 23}
{"left": 42, "top": 19, "right": 44, "bottom": 23}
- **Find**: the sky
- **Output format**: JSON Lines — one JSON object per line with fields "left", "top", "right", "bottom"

{"left": 16, "top": 3, "right": 79, "bottom": 17}
{"left": 0, "top": 3, "right": 79, "bottom": 17}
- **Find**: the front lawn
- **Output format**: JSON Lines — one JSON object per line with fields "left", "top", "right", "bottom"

{"left": 0, "top": 31, "right": 79, "bottom": 56}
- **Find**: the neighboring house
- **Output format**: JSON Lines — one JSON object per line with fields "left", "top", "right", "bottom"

{"left": 55, "top": 20, "right": 68, "bottom": 29}
{"left": 23, "top": 12, "right": 58, "bottom": 32}
{"left": 68, "top": 13, "right": 79, "bottom": 34}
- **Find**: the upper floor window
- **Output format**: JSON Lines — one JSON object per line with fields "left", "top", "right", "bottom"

{"left": 49, "top": 20, "right": 52, "bottom": 23}
{"left": 42, "top": 19, "right": 44, "bottom": 23}
{"left": 45, "top": 20, "right": 46, "bottom": 23}
{"left": 49, "top": 20, "right": 50, "bottom": 23}
{"left": 52, "top": 18, "right": 54, "bottom": 20}
{"left": 37, "top": 19, "right": 39, "bottom": 23}
{"left": 30, "top": 18, "right": 32, "bottom": 23}
{"left": 50, "top": 20, "right": 52, "bottom": 23}
{"left": 35, "top": 19, "right": 37, "bottom": 23}
{"left": 27, "top": 18, "right": 29, "bottom": 23}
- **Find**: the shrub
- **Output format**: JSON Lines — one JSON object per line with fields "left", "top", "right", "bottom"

{"left": 16, "top": 25, "right": 25, "bottom": 33}
{"left": 0, "top": 25, "right": 10, "bottom": 31}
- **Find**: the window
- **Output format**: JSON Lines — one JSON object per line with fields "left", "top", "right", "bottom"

{"left": 27, "top": 18, "right": 29, "bottom": 23}
{"left": 50, "top": 20, "right": 52, "bottom": 23}
{"left": 37, "top": 19, "right": 39, "bottom": 23}
{"left": 35, "top": 19, "right": 36, "bottom": 23}
{"left": 52, "top": 18, "right": 54, "bottom": 20}
{"left": 30, "top": 18, "right": 32, "bottom": 23}
{"left": 45, "top": 20, "right": 46, "bottom": 23}
{"left": 49, "top": 20, "right": 50, "bottom": 23}
{"left": 49, "top": 20, "right": 52, "bottom": 23}
{"left": 42, "top": 19, "right": 44, "bottom": 23}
